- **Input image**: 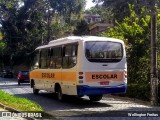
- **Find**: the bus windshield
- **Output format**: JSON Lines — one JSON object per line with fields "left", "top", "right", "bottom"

{"left": 85, "top": 41, "right": 123, "bottom": 62}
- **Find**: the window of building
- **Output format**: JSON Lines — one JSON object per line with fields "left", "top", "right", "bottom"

{"left": 95, "top": 18, "right": 101, "bottom": 22}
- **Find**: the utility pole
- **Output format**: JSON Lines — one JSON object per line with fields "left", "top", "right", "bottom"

{"left": 150, "top": 0, "right": 158, "bottom": 106}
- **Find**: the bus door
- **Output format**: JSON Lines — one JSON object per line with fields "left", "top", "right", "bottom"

{"left": 48, "top": 47, "right": 62, "bottom": 90}
{"left": 38, "top": 48, "right": 51, "bottom": 90}
{"left": 61, "top": 43, "right": 78, "bottom": 95}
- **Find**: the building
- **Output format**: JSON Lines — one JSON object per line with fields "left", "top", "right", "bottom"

{"left": 84, "top": 14, "right": 113, "bottom": 35}
{"left": 84, "top": 14, "right": 101, "bottom": 23}
{"left": 89, "top": 23, "right": 113, "bottom": 35}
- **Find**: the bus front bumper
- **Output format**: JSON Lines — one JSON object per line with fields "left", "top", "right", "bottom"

{"left": 77, "top": 84, "right": 127, "bottom": 96}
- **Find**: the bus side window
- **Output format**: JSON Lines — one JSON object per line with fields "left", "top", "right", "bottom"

{"left": 55, "top": 47, "right": 62, "bottom": 69}
{"left": 39, "top": 49, "right": 49, "bottom": 69}
{"left": 50, "top": 48, "right": 55, "bottom": 68}
{"left": 86, "top": 49, "right": 91, "bottom": 58}
{"left": 50, "top": 47, "right": 62, "bottom": 69}
{"left": 62, "top": 44, "right": 77, "bottom": 68}
{"left": 46, "top": 49, "right": 51, "bottom": 67}
{"left": 72, "top": 45, "right": 77, "bottom": 56}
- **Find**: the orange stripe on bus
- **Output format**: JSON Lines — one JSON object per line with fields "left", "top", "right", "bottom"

{"left": 30, "top": 71, "right": 77, "bottom": 82}
{"left": 62, "top": 72, "right": 76, "bottom": 82}
{"left": 30, "top": 71, "right": 61, "bottom": 80}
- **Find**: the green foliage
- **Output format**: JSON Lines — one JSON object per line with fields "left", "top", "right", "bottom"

{"left": 0, "top": 0, "right": 86, "bottom": 67}
{"left": 0, "top": 41, "right": 6, "bottom": 51}
{"left": 0, "top": 0, "right": 49, "bottom": 67}
{"left": 73, "top": 20, "right": 89, "bottom": 35}
{"left": 101, "top": 5, "right": 150, "bottom": 84}
{"left": 125, "top": 83, "right": 150, "bottom": 101}
{"left": 125, "top": 83, "right": 160, "bottom": 102}
{"left": 49, "top": 0, "right": 86, "bottom": 24}
{"left": 93, "top": 0, "right": 152, "bottom": 22}
{"left": 85, "top": 5, "right": 113, "bottom": 23}
{"left": 0, "top": 40, "right": 6, "bottom": 67}
{"left": 51, "top": 22, "right": 73, "bottom": 39}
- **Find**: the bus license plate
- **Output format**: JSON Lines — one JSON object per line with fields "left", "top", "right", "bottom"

{"left": 99, "top": 81, "right": 109, "bottom": 85}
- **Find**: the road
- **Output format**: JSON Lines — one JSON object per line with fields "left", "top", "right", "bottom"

{"left": 0, "top": 77, "right": 160, "bottom": 120}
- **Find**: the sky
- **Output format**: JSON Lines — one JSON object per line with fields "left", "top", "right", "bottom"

{"left": 85, "top": 0, "right": 96, "bottom": 10}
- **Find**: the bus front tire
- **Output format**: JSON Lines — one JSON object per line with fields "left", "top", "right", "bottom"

{"left": 57, "top": 86, "right": 64, "bottom": 101}
{"left": 89, "top": 95, "right": 103, "bottom": 101}
{"left": 33, "top": 85, "right": 39, "bottom": 95}
{"left": 18, "top": 80, "right": 20, "bottom": 85}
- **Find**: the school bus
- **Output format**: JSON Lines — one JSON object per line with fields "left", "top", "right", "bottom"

{"left": 30, "top": 36, "right": 127, "bottom": 101}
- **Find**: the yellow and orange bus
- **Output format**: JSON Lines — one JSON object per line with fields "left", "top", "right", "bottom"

{"left": 30, "top": 36, "right": 127, "bottom": 101}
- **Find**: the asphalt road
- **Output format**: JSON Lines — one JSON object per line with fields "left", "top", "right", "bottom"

{"left": 0, "top": 77, "right": 160, "bottom": 120}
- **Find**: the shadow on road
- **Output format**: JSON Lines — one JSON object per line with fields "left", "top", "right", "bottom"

{"left": 1, "top": 77, "right": 158, "bottom": 119}
{"left": 15, "top": 92, "right": 112, "bottom": 111}
{"left": 0, "top": 83, "right": 30, "bottom": 89}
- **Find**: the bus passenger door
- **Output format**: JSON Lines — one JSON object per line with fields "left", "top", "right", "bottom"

{"left": 61, "top": 44, "right": 78, "bottom": 95}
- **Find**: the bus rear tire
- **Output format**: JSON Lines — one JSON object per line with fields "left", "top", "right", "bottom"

{"left": 33, "top": 85, "right": 39, "bottom": 95}
{"left": 89, "top": 95, "right": 103, "bottom": 101}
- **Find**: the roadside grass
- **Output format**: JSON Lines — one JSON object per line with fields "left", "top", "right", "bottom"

{"left": 0, "top": 90, "right": 43, "bottom": 111}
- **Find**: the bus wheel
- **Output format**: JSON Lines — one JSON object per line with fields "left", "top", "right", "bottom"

{"left": 33, "top": 85, "right": 39, "bottom": 95}
{"left": 89, "top": 95, "right": 103, "bottom": 101}
{"left": 57, "top": 86, "right": 63, "bottom": 101}
{"left": 78, "top": 95, "right": 84, "bottom": 98}
{"left": 18, "top": 80, "right": 20, "bottom": 85}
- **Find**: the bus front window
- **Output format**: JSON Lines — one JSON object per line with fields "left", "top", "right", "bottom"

{"left": 85, "top": 41, "right": 123, "bottom": 62}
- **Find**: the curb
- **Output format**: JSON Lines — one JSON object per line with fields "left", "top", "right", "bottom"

{"left": 0, "top": 103, "right": 56, "bottom": 120}
{"left": 0, "top": 103, "right": 35, "bottom": 120}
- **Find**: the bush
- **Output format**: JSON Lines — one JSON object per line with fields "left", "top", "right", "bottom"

{"left": 124, "top": 83, "right": 160, "bottom": 102}
{"left": 125, "top": 83, "right": 150, "bottom": 101}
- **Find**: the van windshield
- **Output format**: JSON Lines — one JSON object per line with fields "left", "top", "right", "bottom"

{"left": 85, "top": 41, "right": 123, "bottom": 62}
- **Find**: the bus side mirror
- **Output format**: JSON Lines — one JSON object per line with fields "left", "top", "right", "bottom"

{"left": 34, "top": 66, "right": 38, "bottom": 69}
{"left": 33, "top": 62, "right": 39, "bottom": 69}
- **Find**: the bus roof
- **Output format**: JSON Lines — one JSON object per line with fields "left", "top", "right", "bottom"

{"left": 36, "top": 36, "right": 124, "bottom": 50}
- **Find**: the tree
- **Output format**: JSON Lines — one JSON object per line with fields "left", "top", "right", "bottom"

{"left": 92, "top": 0, "right": 152, "bottom": 22}
{"left": 47, "top": 0, "right": 86, "bottom": 39}
{"left": 73, "top": 20, "right": 89, "bottom": 35}
{"left": 85, "top": 4, "right": 113, "bottom": 23}
{"left": 0, "top": 0, "right": 86, "bottom": 67}
{"left": 49, "top": 0, "right": 86, "bottom": 24}
{"left": 0, "top": 33, "right": 6, "bottom": 68}
{"left": 51, "top": 21, "right": 73, "bottom": 39}
{"left": 101, "top": 5, "right": 151, "bottom": 84}
{"left": 0, "top": 0, "right": 48, "bottom": 65}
